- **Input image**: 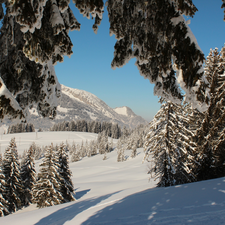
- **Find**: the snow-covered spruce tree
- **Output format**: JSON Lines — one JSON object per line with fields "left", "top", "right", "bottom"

{"left": 130, "top": 136, "right": 138, "bottom": 159}
{"left": 2, "top": 138, "right": 24, "bottom": 212}
{"left": 0, "top": 0, "right": 210, "bottom": 121}
{"left": 0, "top": 0, "right": 81, "bottom": 121}
{"left": 144, "top": 99, "right": 196, "bottom": 187}
{"left": 0, "top": 163, "right": 9, "bottom": 217}
{"left": 107, "top": 0, "right": 208, "bottom": 108}
{"left": 98, "top": 131, "right": 107, "bottom": 154}
{"left": 117, "top": 137, "right": 125, "bottom": 162}
{"left": 195, "top": 47, "right": 225, "bottom": 181}
{"left": 0, "top": 153, "right": 2, "bottom": 167}
{"left": 56, "top": 143, "right": 75, "bottom": 202}
{"left": 20, "top": 144, "right": 36, "bottom": 206}
{"left": 0, "top": 4, "right": 62, "bottom": 121}
{"left": 32, "top": 144, "right": 64, "bottom": 208}
{"left": 90, "top": 140, "right": 98, "bottom": 156}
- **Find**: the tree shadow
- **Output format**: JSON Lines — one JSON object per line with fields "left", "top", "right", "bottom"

{"left": 75, "top": 189, "right": 91, "bottom": 200}
{"left": 82, "top": 178, "right": 225, "bottom": 225}
{"left": 35, "top": 192, "right": 120, "bottom": 225}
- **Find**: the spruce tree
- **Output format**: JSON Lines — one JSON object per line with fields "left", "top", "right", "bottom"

{"left": 195, "top": 47, "right": 225, "bottom": 181}
{"left": 117, "top": 138, "right": 125, "bottom": 162}
{"left": 0, "top": 0, "right": 211, "bottom": 120}
{"left": 20, "top": 144, "right": 36, "bottom": 206}
{"left": 0, "top": 164, "right": 9, "bottom": 217}
{"left": 32, "top": 144, "right": 64, "bottom": 208}
{"left": 107, "top": 0, "right": 207, "bottom": 106}
{"left": 2, "top": 138, "right": 23, "bottom": 212}
{"left": 144, "top": 99, "right": 196, "bottom": 187}
{"left": 56, "top": 143, "right": 75, "bottom": 202}
{"left": 0, "top": 6, "right": 61, "bottom": 121}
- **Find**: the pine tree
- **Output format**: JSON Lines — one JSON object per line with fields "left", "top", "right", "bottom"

{"left": 0, "top": 0, "right": 210, "bottom": 120}
{"left": 130, "top": 133, "right": 138, "bottom": 159}
{"left": 195, "top": 47, "right": 225, "bottom": 181}
{"left": 56, "top": 143, "right": 75, "bottom": 202}
{"left": 71, "top": 148, "right": 80, "bottom": 162}
{"left": 144, "top": 99, "right": 196, "bottom": 187}
{"left": 2, "top": 138, "right": 23, "bottom": 212}
{"left": 117, "top": 138, "right": 125, "bottom": 162}
{"left": 0, "top": 6, "right": 61, "bottom": 121}
{"left": 0, "top": 153, "right": 2, "bottom": 167}
{"left": 20, "top": 144, "right": 36, "bottom": 206}
{"left": 90, "top": 140, "right": 98, "bottom": 156}
{"left": 32, "top": 144, "right": 64, "bottom": 208}
{"left": 0, "top": 164, "right": 9, "bottom": 217}
{"left": 98, "top": 131, "right": 106, "bottom": 154}
{"left": 103, "top": 151, "right": 107, "bottom": 160}
{"left": 107, "top": 0, "right": 207, "bottom": 106}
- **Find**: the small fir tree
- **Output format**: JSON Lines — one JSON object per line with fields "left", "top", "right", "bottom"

{"left": 20, "top": 144, "right": 36, "bottom": 206}
{"left": 117, "top": 138, "right": 125, "bottom": 162}
{"left": 56, "top": 143, "right": 75, "bottom": 202}
{"left": 0, "top": 165, "right": 9, "bottom": 217}
{"left": 2, "top": 138, "right": 24, "bottom": 212}
{"left": 32, "top": 144, "right": 64, "bottom": 208}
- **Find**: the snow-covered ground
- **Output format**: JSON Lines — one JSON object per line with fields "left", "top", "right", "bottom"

{"left": 0, "top": 132, "right": 225, "bottom": 224}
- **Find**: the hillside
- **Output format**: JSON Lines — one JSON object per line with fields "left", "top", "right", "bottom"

{"left": 0, "top": 132, "right": 225, "bottom": 224}
{"left": 27, "top": 85, "right": 148, "bottom": 131}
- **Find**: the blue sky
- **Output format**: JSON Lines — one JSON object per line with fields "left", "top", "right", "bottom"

{"left": 55, "top": 0, "right": 225, "bottom": 122}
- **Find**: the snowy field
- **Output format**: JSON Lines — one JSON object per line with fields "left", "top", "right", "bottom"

{"left": 0, "top": 132, "right": 225, "bottom": 224}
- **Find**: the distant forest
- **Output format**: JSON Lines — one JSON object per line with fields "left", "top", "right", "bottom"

{"left": 7, "top": 120, "right": 123, "bottom": 139}
{"left": 50, "top": 120, "right": 122, "bottom": 139}
{"left": 7, "top": 123, "right": 35, "bottom": 134}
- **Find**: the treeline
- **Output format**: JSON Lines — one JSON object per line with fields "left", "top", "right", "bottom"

{"left": 0, "top": 138, "right": 75, "bottom": 216}
{"left": 7, "top": 123, "right": 35, "bottom": 134}
{"left": 50, "top": 120, "right": 122, "bottom": 139}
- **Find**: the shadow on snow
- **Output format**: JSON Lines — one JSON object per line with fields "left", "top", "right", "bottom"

{"left": 82, "top": 178, "right": 225, "bottom": 225}
{"left": 35, "top": 191, "right": 120, "bottom": 225}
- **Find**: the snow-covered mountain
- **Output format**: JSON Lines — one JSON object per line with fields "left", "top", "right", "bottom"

{"left": 28, "top": 85, "right": 148, "bottom": 130}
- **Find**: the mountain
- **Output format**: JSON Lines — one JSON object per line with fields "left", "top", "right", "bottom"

{"left": 27, "top": 85, "right": 148, "bottom": 130}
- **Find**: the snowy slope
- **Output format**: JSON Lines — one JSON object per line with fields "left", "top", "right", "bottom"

{"left": 0, "top": 132, "right": 225, "bottom": 225}
{"left": 27, "top": 84, "right": 148, "bottom": 130}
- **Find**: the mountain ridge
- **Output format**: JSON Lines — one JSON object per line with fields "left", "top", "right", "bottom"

{"left": 23, "top": 85, "right": 148, "bottom": 130}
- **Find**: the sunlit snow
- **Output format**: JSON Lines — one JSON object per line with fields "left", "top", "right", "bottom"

{"left": 0, "top": 132, "right": 225, "bottom": 224}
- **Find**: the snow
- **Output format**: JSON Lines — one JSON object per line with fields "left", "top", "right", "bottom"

{"left": 114, "top": 106, "right": 129, "bottom": 116}
{"left": 0, "top": 131, "right": 225, "bottom": 224}
{"left": 114, "top": 106, "right": 136, "bottom": 118}
{"left": 57, "top": 106, "right": 69, "bottom": 113}
{"left": 0, "top": 78, "right": 22, "bottom": 113}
